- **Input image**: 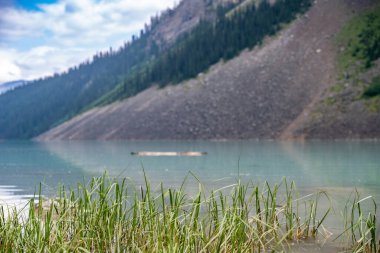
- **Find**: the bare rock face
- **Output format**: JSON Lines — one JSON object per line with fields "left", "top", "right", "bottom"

{"left": 150, "top": 0, "right": 209, "bottom": 48}
{"left": 37, "top": 0, "right": 379, "bottom": 141}
{"left": 150, "top": 0, "right": 241, "bottom": 48}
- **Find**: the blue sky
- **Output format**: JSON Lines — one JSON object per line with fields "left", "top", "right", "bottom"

{"left": 0, "top": 0, "right": 175, "bottom": 83}
{"left": 16, "top": 0, "right": 57, "bottom": 10}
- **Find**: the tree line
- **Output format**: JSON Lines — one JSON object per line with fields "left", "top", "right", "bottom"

{"left": 0, "top": 0, "right": 311, "bottom": 139}
{"left": 97, "top": 0, "right": 312, "bottom": 105}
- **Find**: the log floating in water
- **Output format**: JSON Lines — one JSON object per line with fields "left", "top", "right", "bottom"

{"left": 131, "top": 151, "right": 207, "bottom": 157}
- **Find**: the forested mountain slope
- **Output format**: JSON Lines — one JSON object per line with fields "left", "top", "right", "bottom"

{"left": 0, "top": 81, "right": 27, "bottom": 95}
{"left": 0, "top": 0, "right": 237, "bottom": 139}
{"left": 38, "top": 0, "right": 379, "bottom": 140}
{"left": 0, "top": 0, "right": 310, "bottom": 139}
{"left": 93, "top": 0, "right": 311, "bottom": 106}
{"left": 0, "top": 26, "right": 152, "bottom": 139}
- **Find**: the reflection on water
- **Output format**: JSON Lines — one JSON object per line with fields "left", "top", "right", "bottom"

{"left": 1, "top": 140, "right": 379, "bottom": 194}
{"left": 0, "top": 185, "right": 33, "bottom": 219}
{"left": 0, "top": 140, "right": 379, "bottom": 213}
{"left": 0, "top": 140, "right": 379, "bottom": 246}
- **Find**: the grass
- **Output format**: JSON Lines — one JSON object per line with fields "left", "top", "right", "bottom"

{"left": 324, "top": 97, "right": 336, "bottom": 106}
{"left": 0, "top": 174, "right": 378, "bottom": 252}
{"left": 332, "top": 5, "right": 380, "bottom": 112}
{"left": 336, "top": 190, "right": 379, "bottom": 253}
{"left": 337, "top": 5, "right": 380, "bottom": 77}
{"left": 330, "top": 83, "right": 345, "bottom": 93}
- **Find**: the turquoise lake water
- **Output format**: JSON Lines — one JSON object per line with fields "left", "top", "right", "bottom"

{"left": 1, "top": 140, "right": 379, "bottom": 239}
{"left": 0, "top": 140, "right": 379, "bottom": 196}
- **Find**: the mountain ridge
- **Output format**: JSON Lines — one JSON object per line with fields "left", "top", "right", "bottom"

{"left": 37, "top": 0, "right": 380, "bottom": 141}
{"left": 0, "top": 80, "right": 28, "bottom": 95}
{"left": 0, "top": 0, "right": 238, "bottom": 139}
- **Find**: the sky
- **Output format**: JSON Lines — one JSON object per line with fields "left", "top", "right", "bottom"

{"left": 0, "top": 0, "right": 175, "bottom": 83}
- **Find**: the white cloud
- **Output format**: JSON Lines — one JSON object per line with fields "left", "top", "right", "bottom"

{"left": 0, "top": 46, "right": 95, "bottom": 82}
{"left": 0, "top": 0, "right": 175, "bottom": 82}
{"left": 0, "top": 49, "right": 22, "bottom": 83}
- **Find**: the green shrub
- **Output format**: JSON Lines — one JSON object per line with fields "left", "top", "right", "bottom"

{"left": 337, "top": 6, "right": 380, "bottom": 73}
{"left": 363, "top": 76, "right": 380, "bottom": 98}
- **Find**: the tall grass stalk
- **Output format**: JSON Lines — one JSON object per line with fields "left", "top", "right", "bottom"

{"left": 337, "top": 190, "right": 379, "bottom": 253}
{"left": 0, "top": 174, "right": 377, "bottom": 252}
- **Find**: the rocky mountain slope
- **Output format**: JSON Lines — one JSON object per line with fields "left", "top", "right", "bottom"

{"left": 37, "top": 0, "right": 379, "bottom": 141}
{"left": 0, "top": 0, "right": 242, "bottom": 139}
{"left": 150, "top": 0, "right": 226, "bottom": 48}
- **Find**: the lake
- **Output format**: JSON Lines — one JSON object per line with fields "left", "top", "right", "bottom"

{"left": 1, "top": 140, "right": 379, "bottom": 247}
{"left": 1, "top": 140, "right": 380, "bottom": 196}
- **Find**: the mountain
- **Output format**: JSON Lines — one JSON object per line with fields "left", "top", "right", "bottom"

{"left": 0, "top": 80, "right": 28, "bottom": 95}
{"left": 0, "top": 0, "right": 240, "bottom": 139}
{"left": 0, "top": 0, "right": 310, "bottom": 139}
{"left": 0, "top": 0, "right": 379, "bottom": 140}
{"left": 37, "top": 0, "right": 380, "bottom": 140}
